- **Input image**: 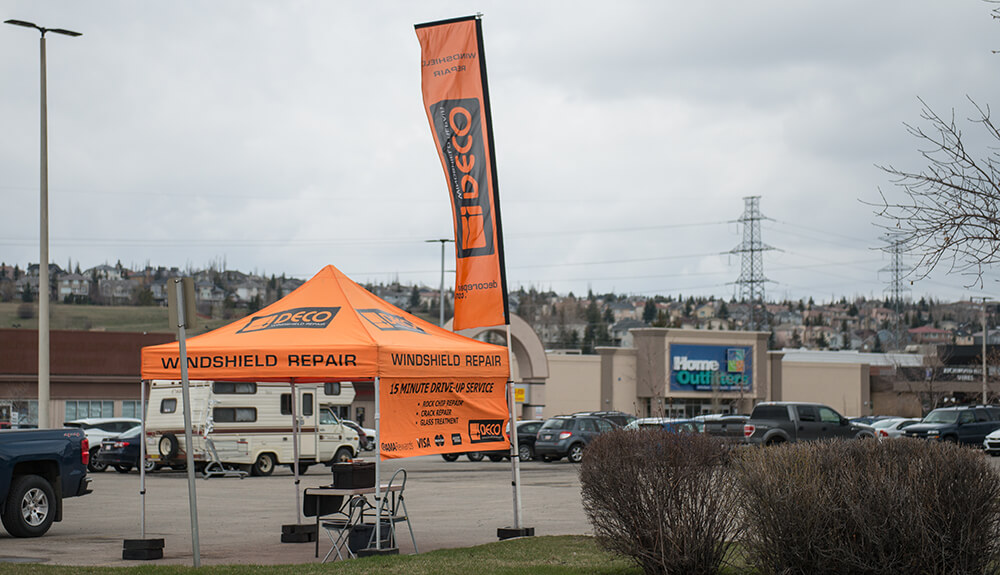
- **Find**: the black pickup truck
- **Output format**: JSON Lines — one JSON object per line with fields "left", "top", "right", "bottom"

{"left": 0, "top": 428, "right": 92, "bottom": 537}
{"left": 743, "top": 402, "right": 874, "bottom": 445}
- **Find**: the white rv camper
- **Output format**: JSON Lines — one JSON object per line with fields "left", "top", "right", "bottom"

{"left": 145, "top": 380, "right": 359, "bottom": 476}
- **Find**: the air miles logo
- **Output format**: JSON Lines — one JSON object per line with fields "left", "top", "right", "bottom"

{"left": 236, "top": 307, "right": 339, "bottom": 334}
{"left": 429, "top": 97, "right": 495, "bottom": 258}
{"left": 358, "top": 309, "right": 425, "bottom": 334}
{"left": 468, "top": 419, "right": 505, "bottom": 444}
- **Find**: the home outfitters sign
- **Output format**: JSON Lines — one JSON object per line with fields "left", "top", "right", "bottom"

{"left": 669, "top": 344, "right": 752, "bottom": 392}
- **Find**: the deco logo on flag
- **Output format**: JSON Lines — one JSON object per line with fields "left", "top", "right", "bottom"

{"left": 236, "top": 307, "right": 339, "bottom": 333}
{"left": 429, "top": 97, "right": 495, "bottom": 259}
{"left": 468, "top": 419, "right": 505, "bottom": 444}
{"left": 358, "top": 309, "right": 426, "bottom": 333}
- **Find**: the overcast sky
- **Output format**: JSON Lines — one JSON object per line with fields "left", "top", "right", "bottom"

{"left": 3, "top": 1, "right": 1000, "bottom": 305}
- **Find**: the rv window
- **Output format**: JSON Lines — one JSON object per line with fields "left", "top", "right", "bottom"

{"left": 320, "top": 409, "right": 339, "bottom": 425}
{"left": 324, "top": 382, "right": 341, "bottom": 396}
{"left": 213, "top": 407, "right": 256, "bottom": 423}
{"left": 280, "top": 394, "right": 292, "bottom": 415}
{"left": 161, "top": 398, "right": 177, "bottom": 414}
{"left": 213, "top": 382, "right": 257, "bottom": 395}
{"left": 303, "top": 394, "right": 313, "bottom": 416}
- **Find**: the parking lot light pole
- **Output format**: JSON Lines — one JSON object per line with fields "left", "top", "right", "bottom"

{"left": 425, "top": 239, "right": 454, "bottom": 327}
{"left": 5, "top": 19, "right": 81, "bottom": 429}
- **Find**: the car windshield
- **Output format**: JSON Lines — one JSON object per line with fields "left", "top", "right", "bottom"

{"left": 541, "top": 418, "right": 574, "bottom": 431}
{"left": 924, "top": 410, "right": 959, "bottom": 424}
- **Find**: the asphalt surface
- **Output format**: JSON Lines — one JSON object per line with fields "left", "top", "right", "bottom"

{"left": 0, "top": 454, "right": 590, "bottom": 567}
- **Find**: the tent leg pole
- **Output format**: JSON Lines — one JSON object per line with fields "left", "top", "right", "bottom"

{"left": 375, "top": 376, "right": 381, "bottom": 550}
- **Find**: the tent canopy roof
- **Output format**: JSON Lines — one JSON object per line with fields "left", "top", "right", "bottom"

{"left": 141, "top": 265, "right": 509, "bottom": 382}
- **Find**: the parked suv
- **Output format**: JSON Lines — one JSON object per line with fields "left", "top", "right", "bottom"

{"left": 534, "top": 415, "right": 615, "bottom": 463}
{"left": 64, "top": 417, "right": 141, "bottom": 472}
{"left": 904, "top": 405, "right": 1000, "bottom": 446}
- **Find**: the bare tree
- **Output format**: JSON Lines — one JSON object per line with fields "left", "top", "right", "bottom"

{"left": 875, "top": 97, "right": 1000, "bottom": 287}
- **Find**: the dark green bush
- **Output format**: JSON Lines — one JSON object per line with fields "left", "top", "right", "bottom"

{"left": 579, "top": 430, "right": 739, "bottom": 575}
{"left": 734, "top": 438, "right": 1000, "bottom": 575}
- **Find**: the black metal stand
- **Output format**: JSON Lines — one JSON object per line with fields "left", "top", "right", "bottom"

{"left": 122, "top": 538, "right": 164, "bottom": 560}
{"left": 497, "top": 526, "right": 535, "bottom": 540}
{"left": 280, "top": 523, "right": 317, "bottom": 543}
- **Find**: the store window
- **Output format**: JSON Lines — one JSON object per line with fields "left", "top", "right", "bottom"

{"left": 65, "top": 400, "right": 114, "bottom": 421}
{"left": 122, "top": 400, "right": 146, "bottom": 419}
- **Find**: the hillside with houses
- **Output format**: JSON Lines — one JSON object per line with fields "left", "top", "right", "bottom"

{"left": 0, "top": 261, "right": 993, "bottom": 354}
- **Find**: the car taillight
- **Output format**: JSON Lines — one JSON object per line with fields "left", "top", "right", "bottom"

{"left": 878, "top": 430, "right": 889, "bottom": 438}
{"left": 81, "top": 438, "right": 90, "bottom": 466}
{"left": 558, "top": 431, "right": 573, "bottom": 440}
{"left": 114, "top": 441, "right": 131, "bottom": 449}
{"left": 744, "top": 424, "right": 755, "bottom": 438}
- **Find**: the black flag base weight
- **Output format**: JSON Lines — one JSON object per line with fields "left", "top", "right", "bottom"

{"left": 280, "top": 523, "right": 317, "bottom": 543}
{"left": 122, "top": 538, "right": 164, "bottom": 560}
{"left": 497, "top": 526, "right": 535, "bottom": 540}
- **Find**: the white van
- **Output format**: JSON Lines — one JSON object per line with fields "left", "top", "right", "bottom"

{"left": 145, "top": 380, "right": 360, "bottom": 476}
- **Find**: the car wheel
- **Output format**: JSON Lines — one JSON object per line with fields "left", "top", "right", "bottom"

{"left": 88, "top": 448, "right": 108, "bottom": 473}
{"left": 143, "top": 459, "right": 160, "bottom": 472}
{"left": 568, "top": 444, "right": 585, "bottom": 463}
{"left": 440, "top": 453, "right": 460, "bottom": 462}
{"left": 114, "top": 464, "right": 133, "bottom": 474}
{"left": 466, "top": 452, "right": 484, "bottom": 462}
{"left": 251, "top": 453, "right": 276, "bottom": 476}
{"left": 518, "top": 444, "right": 533, "bottom": 462}
{"left": 1, "top": 475, "right": 55, "bottom": 537}
{"left": 487, "top": 454, "right": 505, "bottom": 462}
{"left": 332, "top": 447, "right": 353, "bottom": 464}
{"left": 944, "top": 435, "right": 958, "bottom": 444}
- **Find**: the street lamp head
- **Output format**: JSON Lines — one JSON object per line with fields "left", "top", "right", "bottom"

{"left": 49, "top": 28, "right": 82, "bottom": 37}
{"left": 5, "top": 19, "right": 40, "bottom": 30}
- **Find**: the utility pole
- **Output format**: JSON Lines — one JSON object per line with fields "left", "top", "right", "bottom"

{"left": 731, "top": 196, "right": 774, "bottom": 331}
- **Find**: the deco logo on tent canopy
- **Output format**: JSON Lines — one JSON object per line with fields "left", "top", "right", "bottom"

{"left": 236, "top": 307, "right": 340, "bottom": 333}
{"left": 358, "top": 309, "right": 425, "bottom": 334}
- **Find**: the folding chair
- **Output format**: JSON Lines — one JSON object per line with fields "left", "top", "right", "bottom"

{"left": 372, "top": 468, "right": 418, "bottom": 553}
{"left": 321, "top": 496, "right": 368, "bottom": 562}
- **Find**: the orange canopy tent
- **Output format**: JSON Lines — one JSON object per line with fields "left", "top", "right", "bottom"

{"left": 141, "top": 264, "right": 511, "bottom": 460}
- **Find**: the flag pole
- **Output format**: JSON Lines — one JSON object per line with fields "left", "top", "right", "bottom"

{"left": 498, "top": 322, "right": 533, "bottom": 540}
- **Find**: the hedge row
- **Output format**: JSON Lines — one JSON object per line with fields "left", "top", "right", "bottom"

{"left": 580, "top": 432, "right": 1000, "bottom": 575}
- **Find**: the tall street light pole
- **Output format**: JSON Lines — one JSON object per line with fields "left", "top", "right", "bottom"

{"left": 5, "top": 19, "right": 81, "bottom": 428}
{"left": 425, "top": 239, "right": 454, "bottom": 327}
{"left": 973, "top": 296, "right": 993, "bottom": 404}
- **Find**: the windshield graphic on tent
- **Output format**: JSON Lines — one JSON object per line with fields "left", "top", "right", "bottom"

{"left": 236, "top": 307, "right": 340, "bottom": 333}
{"left": 358, "top": 309, "right": 426, "bottom": 334}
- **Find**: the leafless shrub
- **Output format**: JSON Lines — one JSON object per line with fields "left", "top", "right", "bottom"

{"left": 580, "top": 429, "right": 739, "bottom": 575}
{"left": 734, "top": 439, "right": 1000, "bottom": 575}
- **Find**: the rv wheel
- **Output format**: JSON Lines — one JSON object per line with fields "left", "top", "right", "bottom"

{"left": 158, "top": 434, "right": 179, "bottom": 459}
{"left": 252, "top": 453, "right": 276, "bottom": 476}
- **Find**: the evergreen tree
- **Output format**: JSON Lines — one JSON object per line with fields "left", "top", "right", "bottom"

{"left": 643, "top": 300, "right": 656, "bottom": 323}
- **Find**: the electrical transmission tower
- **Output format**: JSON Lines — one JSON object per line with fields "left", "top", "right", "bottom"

{"left": 880, "top": 233, "right": 911, "bottom": 350}
{"left": 731, "top": 196, "right": 774, "bottom": 331}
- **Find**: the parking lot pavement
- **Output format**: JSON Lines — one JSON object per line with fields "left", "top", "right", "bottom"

{"left": 0, "top": 456, "right": 590, "bottom": 567}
